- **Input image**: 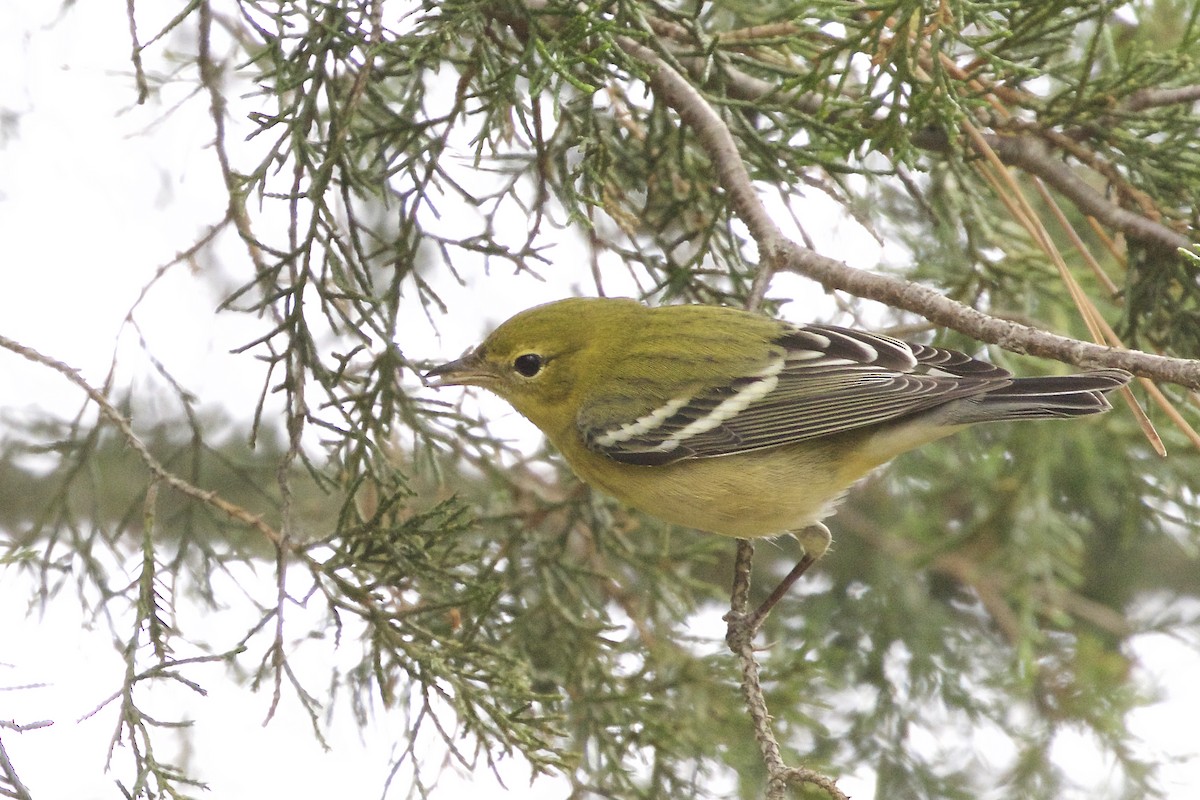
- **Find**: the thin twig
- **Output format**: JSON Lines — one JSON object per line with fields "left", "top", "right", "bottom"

{"left": 722, "top": 541, "right": 787, "bottom": 798}
{"left": 197, "top": 0, "right": 267, "bottom": 272}
{"left": 123, "top": 0, "right": 149, "bottom": 104}
{"left": 0, "top": 334, "right": 287, "bottom": 549}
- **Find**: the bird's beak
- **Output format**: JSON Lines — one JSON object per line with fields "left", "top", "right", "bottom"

{"left": 424, "top": 349, "right": 493, "bottom": 388}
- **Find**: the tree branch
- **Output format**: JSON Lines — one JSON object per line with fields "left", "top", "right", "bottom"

{"left": 619, "top": 38, "right": 789, "bottom": 263}
{"left": 913, "top": 127, "right": 1192, "bottom": 253}
{"left": 784, "top": 243, "right": 1200, "bottom": 386}
{"left": 622, "top": 42, "right": 1200, "bottom": 390}
{"left": 1127, "top": 85, "right": 1200, "bottom": 111}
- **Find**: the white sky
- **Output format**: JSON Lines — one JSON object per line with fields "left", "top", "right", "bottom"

{"left": 1, "top": 3, "right": 1198, "bottom": 800}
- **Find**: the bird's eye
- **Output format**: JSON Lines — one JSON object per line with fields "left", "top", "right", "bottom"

{"left": 513, "top": 353, "right": 544, "bottom": 378}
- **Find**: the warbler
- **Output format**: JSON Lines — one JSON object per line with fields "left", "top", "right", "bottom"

{"left": 426, "top": 297, "right": 1130, "bottom": 561}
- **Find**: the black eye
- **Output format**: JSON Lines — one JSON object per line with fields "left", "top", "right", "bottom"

{"left": 513, "top": 353, "right": 544, "bottom": 377}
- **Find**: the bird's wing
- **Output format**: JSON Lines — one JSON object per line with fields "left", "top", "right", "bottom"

{"left": 578, "top": 325, "right": 1012, "bottom": 466}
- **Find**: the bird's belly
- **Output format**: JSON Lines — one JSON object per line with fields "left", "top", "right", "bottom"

{"left": 571, "top": 444, "right": 859, "bottom": 538}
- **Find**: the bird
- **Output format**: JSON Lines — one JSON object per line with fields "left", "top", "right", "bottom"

{"left": 425, "top": 297, "right": 1131, "bottom": 564}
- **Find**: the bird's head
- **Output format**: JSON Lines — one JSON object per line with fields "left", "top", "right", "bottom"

{"left": 425, "top": 297, "right": 643, "bottom": 433}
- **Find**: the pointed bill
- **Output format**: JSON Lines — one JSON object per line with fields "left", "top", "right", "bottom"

{"left": 424, "top": 350, "right": 494, "bottom": 388}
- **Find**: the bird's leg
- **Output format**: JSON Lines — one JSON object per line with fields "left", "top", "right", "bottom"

{"left": 724, "top": 524, "right": 830, "bottom": 646}
{"left": 745, "top": 523, "right": 831, "bottom": 634}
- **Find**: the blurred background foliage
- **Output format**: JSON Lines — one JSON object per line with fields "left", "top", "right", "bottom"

{"left": 2, "top": 0, "right": 1200, "bottom": 798}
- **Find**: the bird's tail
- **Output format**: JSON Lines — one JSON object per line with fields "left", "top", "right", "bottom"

{"left": 952, "top": 369, "right": 1132, "bottom": 423}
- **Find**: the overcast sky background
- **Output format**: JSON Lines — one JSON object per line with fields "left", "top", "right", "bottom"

{"left": 2, "top": 3, "right": 1199, "bottom": 799}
